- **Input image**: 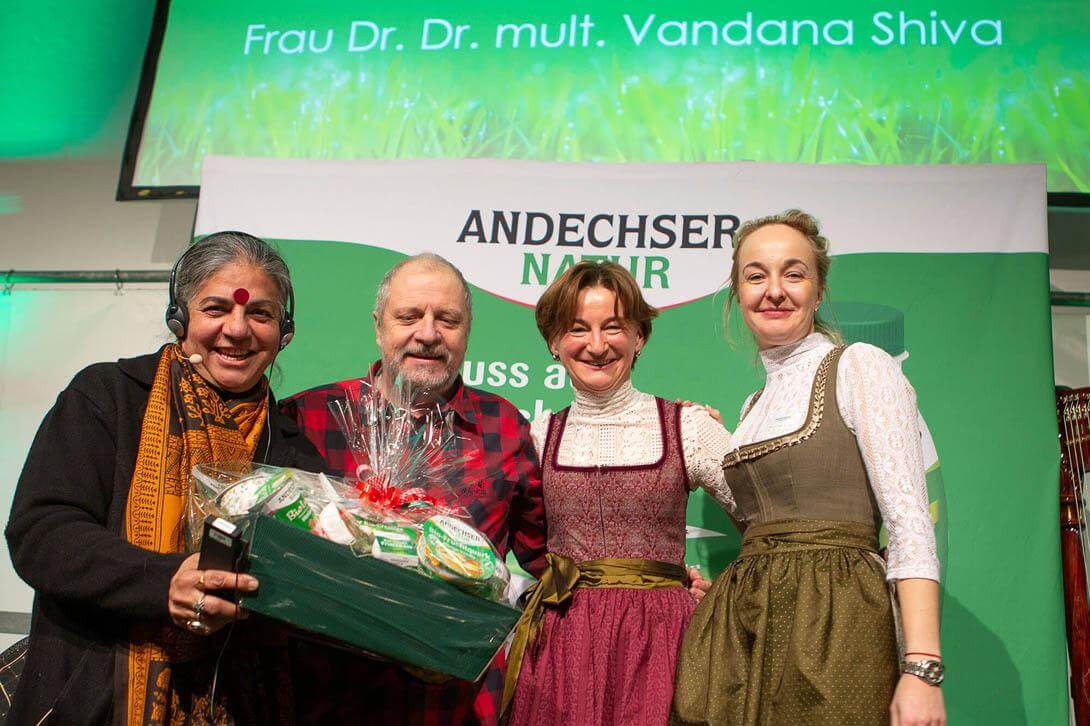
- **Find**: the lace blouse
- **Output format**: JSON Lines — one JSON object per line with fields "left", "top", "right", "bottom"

{"left": 730, "top": 333, "right": 940, "bottom": 581}
{"left": 529, "top": 381, "right": 735, "bottom": 512}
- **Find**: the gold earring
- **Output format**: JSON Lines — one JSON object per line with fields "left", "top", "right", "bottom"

{"left": 551, "top": 351, "right": 560, "bottom": 361}
{"left": 635, "top": 349, "right": 642, "bottom": 359}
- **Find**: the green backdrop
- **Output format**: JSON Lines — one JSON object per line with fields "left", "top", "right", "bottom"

{"left": 268, "top": 238, "right": 1064, "bottom": 725}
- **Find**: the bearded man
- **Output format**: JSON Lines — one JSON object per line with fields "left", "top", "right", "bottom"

{"left": 279, "top": 253, "right": 546, "bottom": 725}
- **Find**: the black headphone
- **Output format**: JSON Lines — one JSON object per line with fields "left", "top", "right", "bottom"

{"left": 165, "top": 232, "right": 296, "bottom": 350}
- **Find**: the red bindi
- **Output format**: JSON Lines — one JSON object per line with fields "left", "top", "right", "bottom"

{"left": 233, "top": 288, "right": 250, "bottom": 305}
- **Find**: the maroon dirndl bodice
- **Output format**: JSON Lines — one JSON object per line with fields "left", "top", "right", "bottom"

{"left": 510, "top": 397, "right": 694, "bottom": 725}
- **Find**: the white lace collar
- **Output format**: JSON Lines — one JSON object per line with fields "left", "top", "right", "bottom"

{"left": 759, "top": 333, "right": 834, "bottom": 377}
{"left": 569, "top": 379, "right": 645, "bottom": 421}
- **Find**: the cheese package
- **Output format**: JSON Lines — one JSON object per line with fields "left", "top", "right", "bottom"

{"left": 354, "top": 516, "right": 421, "bottom": 567}
{"left": 417, "top": 515, "right": 509, "bottom": 600}
{"left": 218, "top": 469, "right": 293, "bottom": 516}
{"left": 261, "top": 481, "right": 318, "bottom": 532}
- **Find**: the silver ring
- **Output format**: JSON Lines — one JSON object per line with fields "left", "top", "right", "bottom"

{"left": 186, "top": 619, "right": 205, "bottom": 633}
{"left": 193, "top": 594, "right": 206, "bottom": 620}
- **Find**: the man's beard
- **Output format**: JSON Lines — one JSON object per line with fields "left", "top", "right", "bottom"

{"left": 381, "top": 345, "right": 459, "bottom": 397}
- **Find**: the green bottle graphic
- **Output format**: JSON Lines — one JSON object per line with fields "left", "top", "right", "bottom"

{"left": 824, "top": 301, "right": 949, "bottom": 583}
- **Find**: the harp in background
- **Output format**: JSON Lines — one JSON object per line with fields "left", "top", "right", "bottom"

{"left": 1058, "top": 387, "right": 1090, "bottom": 724}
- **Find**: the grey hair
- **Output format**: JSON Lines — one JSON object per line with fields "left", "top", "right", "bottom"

{"left": 175, "top": 231, "right": 292, "bottom": 316}
{"left": 374, "top": 253, "right": 473, "bottom": 327}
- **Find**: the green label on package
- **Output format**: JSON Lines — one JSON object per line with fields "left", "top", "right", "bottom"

{"left": 372, "top": 521, "right": 419, "bottom": 557}
{"left": 265, "top": 486, "right": 316, "bottom": 531}
{"left": 420, "top": 516, "right": 497, "bottom": 581}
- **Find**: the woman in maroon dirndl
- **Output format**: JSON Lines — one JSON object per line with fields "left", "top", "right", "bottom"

{"left": 502, "top": 262, "right": 734, "bottom": 725}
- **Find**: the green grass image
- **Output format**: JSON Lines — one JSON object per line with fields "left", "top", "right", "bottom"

{"left": 136, "top": 44, "right": 1090, "bottom": 191}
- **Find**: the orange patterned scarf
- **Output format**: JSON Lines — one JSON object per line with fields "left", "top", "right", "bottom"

{"left": 118, "top": 344, "right": 267, "bottom": 725}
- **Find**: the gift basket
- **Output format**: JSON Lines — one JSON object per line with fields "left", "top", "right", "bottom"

{"left": 185, "top": 379, "right": 518, "bottom": 681}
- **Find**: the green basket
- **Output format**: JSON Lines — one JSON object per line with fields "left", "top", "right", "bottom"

{"left": 241, "top": 514, "right": 519, "bottom": 681}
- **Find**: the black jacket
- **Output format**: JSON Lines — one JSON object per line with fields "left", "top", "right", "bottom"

{"left": 5, "top": 348, "right": 323, "bottom": 725}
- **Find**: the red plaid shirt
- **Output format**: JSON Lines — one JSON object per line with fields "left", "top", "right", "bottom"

{"left": 278, "top": 362, "right": 546, "bottom": 725}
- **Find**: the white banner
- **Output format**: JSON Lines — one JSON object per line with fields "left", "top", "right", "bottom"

{"left": 196, "top": 156, "right": 1046, "bottom": 308}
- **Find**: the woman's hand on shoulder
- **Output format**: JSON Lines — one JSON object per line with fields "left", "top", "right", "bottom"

{"left": 168, "top": 552, "right": 259, "bottom": 636}
{"left": 890, "top": 671, "right": 946, "bottom": 726}
{"left": 677, "top": 399, "right": 723, "bottom": 426}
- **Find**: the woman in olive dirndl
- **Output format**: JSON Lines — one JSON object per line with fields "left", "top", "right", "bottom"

{"left": 671, "top": 210, "right": 946, "bottom": 726}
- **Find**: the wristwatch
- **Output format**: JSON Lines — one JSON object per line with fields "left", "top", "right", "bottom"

{"left": 901, "top": 658, "right": 945, "bottom": 686}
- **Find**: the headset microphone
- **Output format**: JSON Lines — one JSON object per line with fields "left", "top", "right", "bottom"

{"left": 165, "top": 232, "right": 296, "bottom": 350}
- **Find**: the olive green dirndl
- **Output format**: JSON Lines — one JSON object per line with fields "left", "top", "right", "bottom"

{"left": 671, "top": 347, "right": 900, "bottom": 726}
